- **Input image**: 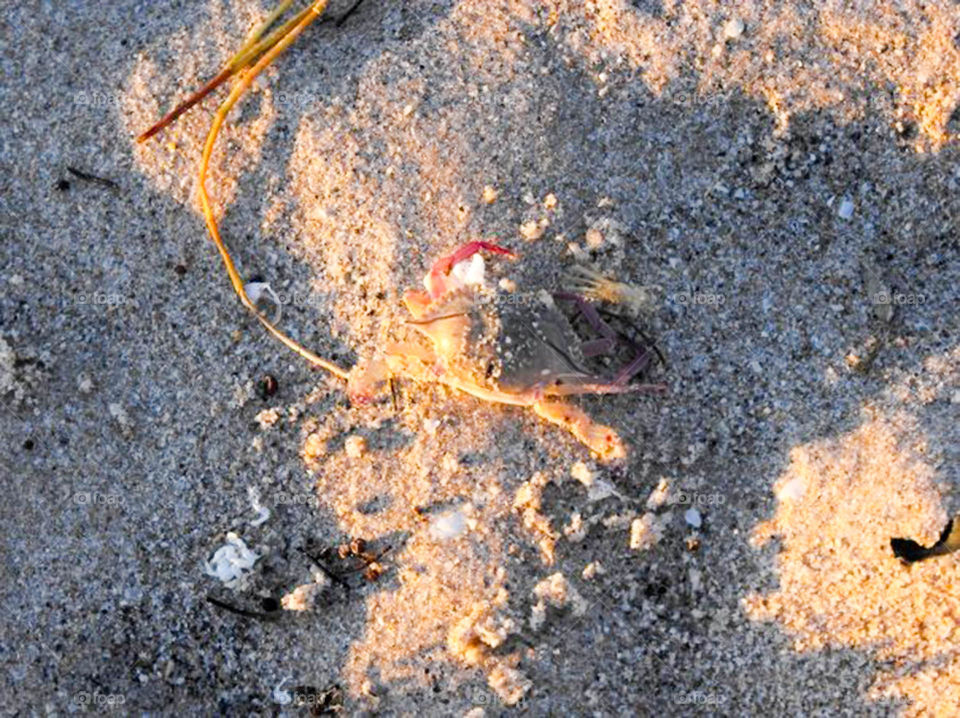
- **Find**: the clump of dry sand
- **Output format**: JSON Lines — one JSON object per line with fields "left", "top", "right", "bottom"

{"left": 745, "top": 350, "right": 960, "bottom": 716}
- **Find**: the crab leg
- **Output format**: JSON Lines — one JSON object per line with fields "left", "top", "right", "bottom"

{"left": 436, "top": 376, "right": 625, "bottom": 461}
{"left": 553, "top": 291, "right": 620, "bottom": 357}
{"left": 611, "top": 350, "right": 655, "bottom": 387}
{"left": 532, "top": 400, "right": 625, "bottom": 462}
{"left": 545, "top": 379, "right": 666, "bottom": 397}
{"left": 551, "top": 290, "right": 663, "bottom": 388}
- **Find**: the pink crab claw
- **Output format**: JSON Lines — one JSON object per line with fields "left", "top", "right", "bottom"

{"left": 426, "top": 240, "right": 515, "bottom": 298}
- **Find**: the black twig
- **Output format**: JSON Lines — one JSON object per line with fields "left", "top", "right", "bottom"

{"left": 335, "top": 0, "right": 367, "bottom": 27}
{"left": 206, "top": 594, "right": 279, "bottom": 619}
{"left": 66, "top": 166, "right": 120, "bottom": 190}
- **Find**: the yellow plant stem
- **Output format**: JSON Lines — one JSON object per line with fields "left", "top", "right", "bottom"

{"left": 196, "top": 0, "right": 348, "bottom": 379}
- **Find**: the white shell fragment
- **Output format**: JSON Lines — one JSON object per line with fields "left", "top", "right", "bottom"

{"left": 776, "top": 476, "right": 806, "bottom": 502}
{"left": 837, "top": 198, "right": 854, "bottom": 220}
{"left": 488, "top": 665, "right": 532, "bottom": 707}
{"left": 646, "top": 478, "right": 670, "bottom": 509}
{"left": 570, "top": 461, "right": 595, "bottom": 487}
{"left": 247, "top": 487, "right": 270, "bottom": 527}
{"left": 280, "top": 570, "right": 331, "bottom": 612}
{"left": 630, "top": 513, "right": 667, "bottom": 551}
{"left": 530, "top": 572, "right": 588, "bottom": 631}
{"left": 344, "top": 434, "right": 366, "bottom": 458}
{"left": 684, "top": 508, "right": 703, "bottom": 528}
{"left": 587, "top": 479, "right": 619, "bottom": 503}
{"left": 205, "top": 532, "right": 259, "bottom": 589}
{"left": 244, "top": 281, "right": 283, "bottom": 322}
{"left": 429, "top": 508, "right": 469, "bottom": 540}
{"left": 723, "top": 17, "right": 745, "bottom": 40}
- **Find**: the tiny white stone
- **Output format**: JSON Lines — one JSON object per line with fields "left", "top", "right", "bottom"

{"left": 429, "top": 509, "right": 468, "bottom": 540}
{"left": 838, "top": 198, "right": 854, "bottom": 220}
{"left": 77, "top": 373, "right": 94, "bottom": 394}
{"left": 723, "top": 17, "right": 745, "bottom": 40}
{"left": 247, "top": 487, "right": 270, "bottom": 527}
{"left": 646, "top": 477, "right": 670, "bottom": 509}
{"left": 344, "top": 435, "right": 366, "bottom": 458}
{"left": 520, "top": 219, "right": 546, "bottom": 241}
{"left": 585, "top": 227, "right": 604, "bottom": 248}
{"left": 570, "top": 461, "right": 594, "bottom": 487}
{"left": 587, "top": 479, "right": 618, "bottom": 503}
{"left": 777, "top": 476, "right": 806, "bottom": 501}
{"left": 255, "top": 408, "right": 280, "bottom": 429}
{"left": 582, "top": 561, "right": 605, "bottom": 580}
{"left": 684, "top": 508, "right": 703, "bottom": 528}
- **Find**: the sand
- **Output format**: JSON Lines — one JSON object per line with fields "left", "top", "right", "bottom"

{"left": 1, "top": 0, "right": 959, "bottom": 714}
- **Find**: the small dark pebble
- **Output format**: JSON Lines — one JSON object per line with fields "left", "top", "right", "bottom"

{"left": 257, "top": 374, "right": 278, "bottom": 399}
{"left": 174, "top": 264, "right": 187, "bottom": 276}
{"left": 260, "top": 597, "right": 280, "bottom": 613}
{"left": 55, "top": 179, "right": 70, "bottom": 191}
{"left": 23, "top": 439, "right": 35, "bottom": 451}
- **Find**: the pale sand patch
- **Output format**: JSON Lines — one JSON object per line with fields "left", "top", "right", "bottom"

{"left": 549, "top": 0, "right": 960, "bottom": 148}
{"left": 745, "top": 350, "right": 960, "bottom": 715}
{"left": 123, "top": 1, "right": 282, "bottom": 209}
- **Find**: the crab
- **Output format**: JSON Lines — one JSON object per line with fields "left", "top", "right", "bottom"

{"left": 135, "top": 1, "right": 664, "bottom": 461}
{"left": 346, "top": 242, "right": 663, "bottom": 461}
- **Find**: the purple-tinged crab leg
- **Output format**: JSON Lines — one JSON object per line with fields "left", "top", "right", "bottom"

{"left": 553, "top": 291, "right": 621, "bottom": 352}
{"left": 551, "top": 290, "right": 661, "bottom": 390}
{"left": 548, "top": 379, "right": 666, "bottom": 397}
{"left": 580, "top": 338, "right": 617, "bottom": 358}
{"left": 612, "top": 349, "right": 654, "bottom": 387}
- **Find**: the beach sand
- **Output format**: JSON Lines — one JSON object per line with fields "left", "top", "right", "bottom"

{"left": 1, "top": 0, "right": 958, "bottom": 713}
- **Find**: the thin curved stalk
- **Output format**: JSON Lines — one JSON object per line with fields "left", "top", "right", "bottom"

{"left": 196, "top": 0, "right": 349, "bottom": 379}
